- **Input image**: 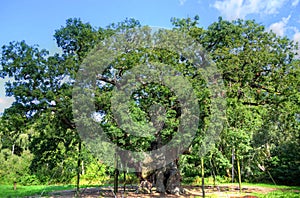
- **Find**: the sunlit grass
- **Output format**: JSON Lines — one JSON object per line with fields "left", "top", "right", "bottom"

{"left": 0, "top": 185, "right": 76, "bottom": 197}
{"left": 0, "top": 183, "right": 299, "bottom": 197}
{"left": 253, "top": 190, "right": 300, "bottom": 198}
{"left": 217, "top": 183, "right": 300, "bottom": 197}
{"left": 219, "top": 182, "right": 300, "bottom": 190}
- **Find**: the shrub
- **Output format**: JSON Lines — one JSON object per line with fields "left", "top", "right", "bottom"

{"left": 0, "top": 149, "right": 38, "bottom": 185}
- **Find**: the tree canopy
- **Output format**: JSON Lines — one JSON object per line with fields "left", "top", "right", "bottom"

{"left": 0, "top": 16, "right": 299, "bottom": 191}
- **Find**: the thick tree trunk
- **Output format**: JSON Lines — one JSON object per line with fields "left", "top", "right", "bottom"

{"left": 120, "top": 158, "right": 183, "bottom": 195}
{"left": 150, "top": 160, "right": 183, "bottom": 195}
{"left": 145, "top": 135, "right": 183, "bottom": 194}
{"left": 118, "top": 140, "right": 184, "bottom": 194}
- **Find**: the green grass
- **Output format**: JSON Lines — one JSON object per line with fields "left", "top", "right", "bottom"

{"left": 187, "top": 182, "right": 300, "bottom": 198}
{"left": 0, "top": 183, "right": 114, "bottom": 197}
{"left": 219, "top": 182, "right": 300, "bottom": 189}
{"left": 0, "top": 184, "right": 76, "bottom": 197}
{"left": 225, "top": 182, "right": 300, "bottom": 192}
{"left": 253, "top": 190, "right": 300, "bottom": 198}
{"left": 218, "top": 183, "right": 300, "bottom": 197}
{"left": 0, "top": 183, "right": 299, "bottom": 197}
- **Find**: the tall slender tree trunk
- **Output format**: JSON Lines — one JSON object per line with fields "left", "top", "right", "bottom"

{"left": 12, "top": 144, "right": 15, "bottom": 155}
{"left": 237, "top": 157, "right": 242, "bottom": 193}
{"left": 267, "top": 170, "right": 276, "bottom": 185}
{"left": 232, "top": 147, "right": 235, "bottom": 183}
{"left": 81, "top": 160, "right": 85, "bottom": 175}
{"left": 76, "top": 140, "right": 82, "bottom": 194}
{"left": 123, "top": 170, "right": 126, "bottom": 192}
{"left": 210, "top": 158, "right": 216, "bottom": 190}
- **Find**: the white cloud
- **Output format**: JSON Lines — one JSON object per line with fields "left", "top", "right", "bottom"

{"left": 268, "top": 15, "right": 300, "bottom": 56}
{"left": 268, "top": 15, "right": 291, "bottom": 36}
{"left": 213, "top": 0, "right": 287, "bottom": 20}
{"left": 264, "top": 0, "right": 287, "bottom": 14}
{"left": 292, "top": 0, "right": 300, "bottom": 6}
{"left": 213, "top": 0, "right": 243, "bottom": 20}
{"left": 0, "top": 97, "right": 15, "bottom": 113}
{"left": 294, "top": 31, "right": 300, "bottom": 42}
{"left": 293, "top": 30, "right": 300, "bottom": 56}
{"left": 179, "top": 0, "right": 187, "bottom": 5}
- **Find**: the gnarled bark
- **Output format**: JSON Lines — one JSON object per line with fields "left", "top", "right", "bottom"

{"left": 146, "top": 160, "right": 183, "bottom": 195}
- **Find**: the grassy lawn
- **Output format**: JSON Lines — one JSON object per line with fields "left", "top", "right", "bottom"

{"left": 213, "top": 183, "right": 300, "bottom": 197}
{"left": 0, "top": 183, "right": 299, "bottom": 197}
{"left": 0, "top": 184, "right": 76, "bottom": 197}
{"left": 218, "top": 182, "right": 300, "bottom": 189}
{"left": 255, "top": 191, "right": 300, "bottom": 198}
{"left": 237, "top": 182, "right": 300, "bottom": 189}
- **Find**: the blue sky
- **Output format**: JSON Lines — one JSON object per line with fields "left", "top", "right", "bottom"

{"left": 1, "top": 0, "right": 300, "bottom": 113}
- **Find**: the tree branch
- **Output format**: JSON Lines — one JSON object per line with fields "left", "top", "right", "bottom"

{"left": 96, "top": 75, "right": 116, "bottom": 85}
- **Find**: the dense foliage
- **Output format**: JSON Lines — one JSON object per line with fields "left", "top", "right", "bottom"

{"left": 0, "top": 16, "right": 299, "bottom": 187}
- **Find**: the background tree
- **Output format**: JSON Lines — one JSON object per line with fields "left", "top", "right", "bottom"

{"left": 172, "top": 16, "right": 300, "bottom": 186}
{"left": 0, "top": 17, "right": 142, "bottom": 189}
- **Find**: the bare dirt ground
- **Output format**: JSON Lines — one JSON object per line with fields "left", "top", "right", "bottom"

{"left": 45, "top": 184, "right": 283, "bottom": 198}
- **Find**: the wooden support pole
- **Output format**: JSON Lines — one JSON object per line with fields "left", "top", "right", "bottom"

{"left": 237, "top": 158, "right": 242, "bottom": 193}
{"left": 114, "top": 153, "right": 119, "bottom": 194}
{"left": 201, "top": 157, "right": 205, "bottom": 198}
